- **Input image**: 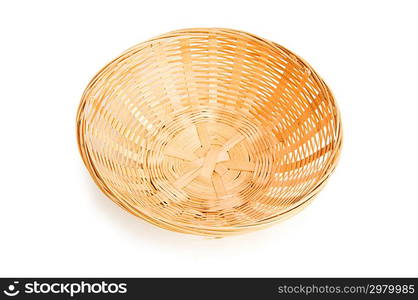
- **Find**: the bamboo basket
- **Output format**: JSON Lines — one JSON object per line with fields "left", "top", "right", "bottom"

{"left": 77, "top": 28, "right": 342, "bottom": 237}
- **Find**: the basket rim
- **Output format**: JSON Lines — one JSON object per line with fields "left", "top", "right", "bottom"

{"left": 76, "top": 27, "right": 343, "bottom": 236}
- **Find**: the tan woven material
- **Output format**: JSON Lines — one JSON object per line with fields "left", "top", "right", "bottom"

{"left": 77, "top": 28, "right": 342, "bottom": 236}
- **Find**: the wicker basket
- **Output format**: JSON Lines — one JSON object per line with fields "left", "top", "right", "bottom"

{"left": 77, "top": 28, "right": 342, "bottom": 237}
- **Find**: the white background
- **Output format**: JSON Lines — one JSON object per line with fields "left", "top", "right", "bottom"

{"left": 1, "top": 0, "right": 417, "bottom": 277}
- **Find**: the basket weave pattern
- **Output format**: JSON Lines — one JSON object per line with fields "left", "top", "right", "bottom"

{"left": 77, "top": 28, "right": 342, "bottom": 236}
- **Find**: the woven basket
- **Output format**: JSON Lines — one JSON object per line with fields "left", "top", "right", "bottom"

{"left": 77, "top": 28, "right": 342, "bottom": 237}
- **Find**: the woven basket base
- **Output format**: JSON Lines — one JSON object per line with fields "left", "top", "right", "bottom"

{"left": 149, "top": 106, "right": 278, "bottom": 218}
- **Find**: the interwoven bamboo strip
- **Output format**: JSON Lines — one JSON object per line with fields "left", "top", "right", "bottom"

{"left": 77, "top": 28, "right": 342, "bottom": 237}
